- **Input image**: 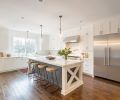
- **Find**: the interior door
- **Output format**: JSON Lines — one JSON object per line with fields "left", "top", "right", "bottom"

{"left": 107, "top": 33, "right": 120, "bottom": 82}
{"left": 94, "top": 35, "right": 108, "bottom": 78}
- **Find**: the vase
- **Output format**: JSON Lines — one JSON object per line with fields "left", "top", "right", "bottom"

{"left": 64, "top": 55, "right": 68, "bottom": 60}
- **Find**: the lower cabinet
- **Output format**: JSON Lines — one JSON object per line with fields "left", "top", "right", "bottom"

{"left": 0, "top": 57, "right": 28, "bottom": 73}
{"left": 83, "top": 59, "right": 93, "bottom": 76}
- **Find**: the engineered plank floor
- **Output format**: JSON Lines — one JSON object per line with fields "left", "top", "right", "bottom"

{"left": 0, "top": 71, "right": 120, "bottom": 100}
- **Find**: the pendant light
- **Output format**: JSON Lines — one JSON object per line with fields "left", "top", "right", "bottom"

{"left": 26, "top": 30, "right": 29, "bottom": 39}
{"left": 25, "top": 30, "right": 29, "bottom": 56}
{"left": 80, "top": 21, "right": 82, "bottom": 34}
{"left": 59, "top": 15, "right": 62, "bottom": 38}
{"left": 40, "top": 24, "right": 43, "bottom": 38}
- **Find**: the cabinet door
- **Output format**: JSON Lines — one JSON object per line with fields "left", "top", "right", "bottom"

{"left": 94, "top": 21, "right": 109, "bottom": 36}
{"left": 102, "top": 21, "right": 109, "bottom": 34}
{"left": 107, "top": 34, "right": 120, "bottom": 82}
{"left": 0, "top": 59, "right": 5, "bottom": 72}
{"left": 110, "top": 18, "right": 120, "bottom": 33}
{"left": 94, "top": 35, "right": 108, "bottom": 78}
{"left": 94, "top": 24, "right": 100, "bottom": 36}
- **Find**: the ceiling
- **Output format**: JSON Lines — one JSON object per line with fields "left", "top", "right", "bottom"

{"left": 0, "top": 0, "right": 120, "bottom": 34}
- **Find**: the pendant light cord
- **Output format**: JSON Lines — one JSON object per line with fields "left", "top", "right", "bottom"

{"left": 59, "top": 15, "right": 62, "bottom": 35}
{"left": 40, "top": 24, "right": 43, "bottom": 38}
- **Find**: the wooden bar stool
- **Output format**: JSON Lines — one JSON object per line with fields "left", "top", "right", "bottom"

{"left": 37, "top": 64, "right": 47, "bottom": 81}
{"left": 45, "top": 66, "right": 59, "bottom": 93}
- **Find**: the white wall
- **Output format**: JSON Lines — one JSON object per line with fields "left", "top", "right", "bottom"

{"left": 0, "top": 27, "right": 9, "bottom": 52}
{"left": 49, "top": 33, "right": 63, "bottom": 50}
{"left": 41, "top": 35, "right": 49, "bottom": 50}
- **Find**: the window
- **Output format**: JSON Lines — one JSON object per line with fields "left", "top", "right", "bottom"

{"left": 13, "top": 37, "right": 37, "bottom": 56}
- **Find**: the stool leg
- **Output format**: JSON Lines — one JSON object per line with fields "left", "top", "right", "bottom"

{"left": 55, "top": 71, "right": 59, "bottom": 87}
{"left": 43, "top": 69, "right": 46, "bottom": 80}
{"left": 39, "top": 68, "right": 48, "bottom": 86}
{"left": 45, "top": 71, "right": 51, "bottom": 88}
{"left": 46, "top": 70, "right": 48, "bottom": 81}
{"left": 33, "top": 66, "right": 38, "bottom": 81}
{"left": 44, "top": 70, "right": 49, "bottom": 86}
{"left": 49, "top": 71, "right": 59, "bottom": 93}
{"left": 52, "top": 72, "right": 54, "bottom": 85}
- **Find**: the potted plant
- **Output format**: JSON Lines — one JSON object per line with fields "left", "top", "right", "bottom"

{"left": 58, "top": 48, "right": 72, "bottom": 60}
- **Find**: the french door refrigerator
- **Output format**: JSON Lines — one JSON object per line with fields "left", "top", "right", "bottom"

{"left": 94, "top": 33, "right": 120, "bottom": 82}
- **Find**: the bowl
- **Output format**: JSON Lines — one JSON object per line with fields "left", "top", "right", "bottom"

{"left": 46, "top": 56, "right": 55, "bottom": 60}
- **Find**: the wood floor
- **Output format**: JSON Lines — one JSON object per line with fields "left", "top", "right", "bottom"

{"left": 0, "top": 71, "right": 120, "bottom": 100}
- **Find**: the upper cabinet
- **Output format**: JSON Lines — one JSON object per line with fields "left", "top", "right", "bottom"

{"left": 94, "top": 16, "right": 120, "bottom": 36}
{"left": 94, "top": 20, "right": 109, "bottom": 36}
{"left": 110, "top": 18, "right": 120, "bottom": 33}
{"left": 93, "top": 23, "right": 100, "bottom": 36}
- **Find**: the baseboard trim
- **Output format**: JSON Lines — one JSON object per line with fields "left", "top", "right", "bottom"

{"left": 83, "top": 72, "right": 94, "bottom": 77}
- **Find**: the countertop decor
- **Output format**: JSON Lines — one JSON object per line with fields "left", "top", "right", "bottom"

{"left": 58, "top": 48, "right": 72, "bottom": 60}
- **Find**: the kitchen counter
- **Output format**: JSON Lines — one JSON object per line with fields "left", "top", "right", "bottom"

{"left": 29, "top": 56, "right": 82, "bottom": 67}
{"left": 0, "top": 57, "right": 28, "bottom": 73}
{"left": 28, "top": 56, "right": 83, "bottom": 95}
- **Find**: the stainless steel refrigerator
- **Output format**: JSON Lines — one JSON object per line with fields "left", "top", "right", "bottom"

{"left": 94, "top": 33, "right": 120, "bottom": 82}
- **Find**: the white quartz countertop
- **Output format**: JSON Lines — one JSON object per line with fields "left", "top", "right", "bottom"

{"left": 28, "top": 56, "right": 83, "bottom": 67}
{"left": 0, "top": 56, "right": 27, "bottom": 59}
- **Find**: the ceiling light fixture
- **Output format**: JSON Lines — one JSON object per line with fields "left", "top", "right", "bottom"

{"left": 40, "top": 24, "right": 43, "bottom": 38}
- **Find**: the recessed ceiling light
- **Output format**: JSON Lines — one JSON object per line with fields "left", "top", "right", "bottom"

{"left": 21, "top": 17, "right": 24, "bottom": 19}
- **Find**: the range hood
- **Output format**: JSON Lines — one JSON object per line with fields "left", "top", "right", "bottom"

{"left": 63, "top": 35, "right": 80, "bottom": 43}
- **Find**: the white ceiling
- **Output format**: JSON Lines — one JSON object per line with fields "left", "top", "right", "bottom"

{"left": 0, "top": 0, "right": 120, "bottom": 34}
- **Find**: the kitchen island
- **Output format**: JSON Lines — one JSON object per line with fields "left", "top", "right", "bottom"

{"left": 28, "top": 56, "right": 83, "bottom": 95}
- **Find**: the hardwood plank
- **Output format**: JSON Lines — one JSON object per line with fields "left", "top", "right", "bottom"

{"left": 0, "top": 71, "right": 120, "bottom": 100}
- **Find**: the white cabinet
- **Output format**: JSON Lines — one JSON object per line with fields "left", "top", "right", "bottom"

{"left": 102, "top": 21, "right": 109, "bottom": 34}
{"left": 83, "top": 58, "right": 93, "bottom": 76}
{"left": 93, "top": 23, "right": 100, "bottom": 36}
{"left": 0, "top": 57, "right": 28, "bottom": 73}
{"left": 94, "top": 21, "right": 109, "bottom": 36}
{"left": 94, "top": 16, "right": 120, "bottom": 36}
{"left": 110, "top": 18, "right": 120, "bottom": 33}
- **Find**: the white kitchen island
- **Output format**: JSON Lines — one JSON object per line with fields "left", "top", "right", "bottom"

{"left": 28, "top": 56, "right": 83, "bottom": 95}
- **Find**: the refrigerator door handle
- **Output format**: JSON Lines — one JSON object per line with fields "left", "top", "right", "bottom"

{"left": 108, "top": 47, "right": 111, "bottom": 66}
{"left": 104, "top": 48, "right": 106, "bottom": 66}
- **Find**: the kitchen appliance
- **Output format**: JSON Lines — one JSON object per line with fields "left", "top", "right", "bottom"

{"left": 63, "top": 35, "right": 80, "bottom": 43}
{"left": 94, "top": 33, "right": 120, "bottom": 82}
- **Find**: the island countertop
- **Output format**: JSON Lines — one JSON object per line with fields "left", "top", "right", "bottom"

{"left": 28, "top": 56, "right": 83, "bottom": 67}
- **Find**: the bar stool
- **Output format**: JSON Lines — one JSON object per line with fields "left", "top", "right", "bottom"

{"left": 45, "top": 66, "right": 59, "bottom": 93}
{"left": 27, "top": 60, "right": 37, "bottom": 75}
{"left": 37, "top": 64, "right": 47, "bottom": 85}
{"left": 32, "top": 62, "right": 39, "bottom": 77}
{"left": 29, "top": 62, "right": 40, "bottom": 81}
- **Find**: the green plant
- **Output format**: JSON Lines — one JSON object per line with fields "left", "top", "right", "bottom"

{"left": 58, "top": 48, "right": 72, "bottom": 60}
